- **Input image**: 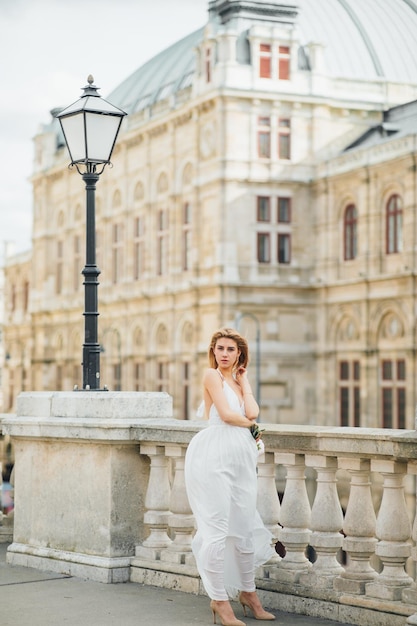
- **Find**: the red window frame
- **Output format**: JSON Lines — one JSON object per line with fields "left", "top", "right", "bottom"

{"left": 257, "top": 196, "right": 270, "bottom": 222}
{"left": 344, "top": 204, "right": 357, "bottom": 260}
{"left": 339, "top": 360, "right": 361, "bottom": 427}
{"left": 257, "top": 232, "right": 271, "bottom": 263}
{"left": 258, "top": 116, "right": 271, "bottom": 158}
{"left": 278, "top": 46, "right": 290, "bottom": 80}
{"left": 386, "top": 194, "right": 402, "bottom": 254}
{"left": 259, "top": 44, "right": 271, "bottom": 78}
{"left": 278, "top": 118, "right": 291, "bottom": 159}
{"left": 278, "top": 197, "right": 291, "bottom": 223}
{"left": 277, "top": 233, "right": 291, "bottom": 264}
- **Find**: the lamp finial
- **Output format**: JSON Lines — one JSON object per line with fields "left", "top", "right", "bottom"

{"left": 82, "top": 75, "right": 100, "bottom": 97}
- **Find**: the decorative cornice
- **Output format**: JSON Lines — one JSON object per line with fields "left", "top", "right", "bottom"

{"left": 209, "top": 0, "right": 299, "bottom": 24}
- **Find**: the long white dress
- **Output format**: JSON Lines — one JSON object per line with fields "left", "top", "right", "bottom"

{"left": 184, "top": 373, "right": 274, "bottom": 600}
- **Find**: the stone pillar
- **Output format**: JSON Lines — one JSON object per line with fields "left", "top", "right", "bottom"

{"left": 256, "top": 451, "right": 281, "bottom": 577}
{"left": 403, "top": 463, "right": 417, "bottom": 622}
{"left": 2, "top": 391, "right": 172, "bottom": 583}
{"left": 257, "top": 451, "right": 281, "bottom": 539}
{"left": 161, "top": 445, "right": 195, "bottom": 564}
{"left": 131, "top": 446, "right": 200, "bottom": 593}
{"left": 334, "top": 458, "right": 377, "bottom": 594}
{"left": 135, "top": 444, "right": 172, "bottom": 557}
{"left": 366, "top": 460, "right": 413, "bottom": 601}
{"left": 299, "top": 455, "right": 344, "bottom": 588}
{"left": 270, "top": 453, "right": 312, "bottom": 583}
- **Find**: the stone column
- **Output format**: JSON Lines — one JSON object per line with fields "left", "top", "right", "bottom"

{"left": 257, "top": 451, "right": 281, "bottom": 539}
{"left": 270, "top": 453, "right": 312, "bottom": 583}
{"left": 256, "top": 451, "right": 281, "bottom": 577}
{"left": 334, "top": 458, "right": 377, "bottom": 594}
{"left": 161, "top": 445, "right": 195, "bottom": 564}
{"left": 299, "top": 455, "right": 344, "bottom": 587}
{"left": 403, "top": 463, "right": 417, "bottom": 623}
{"left": 366, "top": 460, "right": 413, "bottom": 601}
{"left": 135, "top": 443, "right": 172, "bottom": 558}
{"left": 3, "top": 391, "right": 172, "bottom": 583}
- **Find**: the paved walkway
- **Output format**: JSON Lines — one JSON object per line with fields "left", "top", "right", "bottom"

{"left": 0, "top": 543, "right": 352, "bottom": 626}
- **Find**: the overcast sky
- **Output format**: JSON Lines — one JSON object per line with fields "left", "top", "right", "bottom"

{"left": 0, "top": 0, "right": 208, "bottom": 259}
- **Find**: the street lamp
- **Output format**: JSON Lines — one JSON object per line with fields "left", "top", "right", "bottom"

{"left": 235, "top": 312, "right": 261, "bottom": 409}
{"left": 56, "top": 76, "right": 127, "bottom": 390}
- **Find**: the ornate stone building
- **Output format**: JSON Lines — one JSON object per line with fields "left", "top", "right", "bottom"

{"left": 2, "top": 0, "right": 417, "bottom": 429}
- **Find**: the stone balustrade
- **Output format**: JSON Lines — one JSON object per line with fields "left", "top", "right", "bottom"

{"left": 2, "top": 392, "right": 417, "bottom": 625}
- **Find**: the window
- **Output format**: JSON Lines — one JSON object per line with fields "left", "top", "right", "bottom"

{"left": 278, "top": 234, "right": 291, "bottom": 264}
{"left": 133, "top": 217, "right": 145, "bottom": 280}
{"left": 112, "top": 223, "right": 123, "bottom": 283}
{"left": 257, "top": 116, "right": 271, "bottom": 158}
{"left": 133, "top": 361, "right": 145, "bottom": 392}
{"left": 278, "top": 197, "right": 291, "bottom": 223}
{"left": 386, "top": 194, "right": 402, "bottom": 254}
{"left": 113, "top": 363, "right": 122, "bottom": 391}
{"left": 205, "top": 47, "right": 212, "bottom": 83}
{"left": 278, "top": 118, "right": 291, "bottom": 159}
{"left": 257, "top": 196, "right": 270, "bottom": 222}
{"left": 157, "top": 361, "right": 169, "bottom": 392}
{"left": 182, "top": 203, "right": 191, "bottom": 271}
{"left": 278, "top": 46, "right": 290, "bottom": 80}
{"left": 11, "top": 284, "right": 16, "bottom": 312}
{"left": 56, "top": 240, "right": 63, "bottom": 294}
{"left": 381, "top": 358, "right": 406, "bottom": 428}
{"left": 339, "top": 360, "right": 360, "bottom": 426}
{"left": 257, "top": 233, "right": 270, "bottom": 263}
{"left": 183, "top": 362, "right": 191, "bottom": 420}
{"left": 344, "top": 204, "right": 357, "bottom": 261}
{"left": 259, "top": 44, "right": 271, "bottom": 78}
{"left": 56, "top": 365, "right": 63, "bottom": 390}
{"left": 23, "top": 281, "right": 29, "bottom": 312}
{"left": 157, "top": 210, "right": 168, "bottom": 275}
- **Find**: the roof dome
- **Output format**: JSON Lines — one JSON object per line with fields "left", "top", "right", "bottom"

{"left": 107, "top": 0, "right": 417, "bottom": 115}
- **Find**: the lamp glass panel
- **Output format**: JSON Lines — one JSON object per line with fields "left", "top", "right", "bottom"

{"left": 60, "top": 114, "right": 86, "bottom": 162}
{"left": 85, "top": 113, "right": 121, "bottom": 162}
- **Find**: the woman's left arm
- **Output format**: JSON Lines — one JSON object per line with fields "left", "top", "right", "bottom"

{"left": 236, "top": 367, "right": 259, "bottom": 420}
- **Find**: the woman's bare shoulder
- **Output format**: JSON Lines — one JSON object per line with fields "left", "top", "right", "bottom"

{"left": 203, "top": 367, "right": 219, "bottom": 383}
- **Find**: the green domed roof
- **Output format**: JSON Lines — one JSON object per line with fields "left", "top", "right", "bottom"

{"left": 107, "top": 0, "right": 417, "bottom": 115}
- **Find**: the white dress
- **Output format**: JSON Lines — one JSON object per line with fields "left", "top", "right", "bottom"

{"left": 184, "top": 374, "right": 274, "bottom": 600}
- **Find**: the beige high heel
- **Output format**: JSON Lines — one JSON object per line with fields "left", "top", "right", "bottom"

{"left": 239, "top": 592, "right": 275, "bottom": 621}
{"left": 210, "top": 600, "right": 246, "bottom": 626}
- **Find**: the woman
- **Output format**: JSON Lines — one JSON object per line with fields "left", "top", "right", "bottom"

{"left": 184, "top": 328, "right": 275, "bottom": 625}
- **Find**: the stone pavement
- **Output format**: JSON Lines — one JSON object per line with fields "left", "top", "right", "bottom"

{"left": 0, "top": 543, "right": 352, "bottom": 626}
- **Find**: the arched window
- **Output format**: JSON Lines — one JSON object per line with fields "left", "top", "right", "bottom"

{"left": 343, "top": 204, "right": 357, "bottom": 260}
{"left": 386, "top": 194, "right": 402, "bottom": 254}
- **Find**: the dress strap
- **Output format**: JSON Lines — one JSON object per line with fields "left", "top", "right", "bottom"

{"left": 216, "top": 368, "right": 225, "bottom": 382}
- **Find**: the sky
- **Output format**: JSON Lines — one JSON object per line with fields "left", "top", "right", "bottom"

{"left": 0, "top": 0, "right": 208, "bottom": 259}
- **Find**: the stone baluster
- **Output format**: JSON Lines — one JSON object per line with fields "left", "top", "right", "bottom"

{"left": 270, "top": 453, "right": 312, "bottom": 582}
{"left": 257, "top": 451, "right": 281, "bottom": 539}
{"left": 0, "top": 463, "right": 3, "bottom": 526}
{"left": 334, "top": 458, "right": 377, "bottom": 594}
{"left": 161, "top": 445, "right": 196, "bottom": 566}
{"left": 366, "top": 460, "right": 413, "bottom": 601}
{"left": 299, "top": 455, "right": 344, "bottom": 587}
{"left": 403, "top": 463, "right": 417, "bottom": 624}
{"left": 256, "top": 451, "right": 281, "bottom": 576}
{"left": 135, "top": 444, "right": 172, "bottom": 560}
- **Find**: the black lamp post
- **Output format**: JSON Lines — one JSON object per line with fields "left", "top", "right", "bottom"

{"left": 56, "top": 76, "right": 127, "bottom": 390}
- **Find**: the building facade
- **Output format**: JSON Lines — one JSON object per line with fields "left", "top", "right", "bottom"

{"left": 2, "top": 0, "right": 417, "bottom": 429}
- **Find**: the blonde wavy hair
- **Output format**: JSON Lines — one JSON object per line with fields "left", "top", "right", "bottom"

{"left": 208, "top": 328, "right": 249, "bottom": 370}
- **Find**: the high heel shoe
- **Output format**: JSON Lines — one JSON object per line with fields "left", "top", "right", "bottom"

{"left": 239, "top": 592, "right": 275, "bottom": 621}
{"left": 210, "top": 600, "right": 246, "bottom": 626}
